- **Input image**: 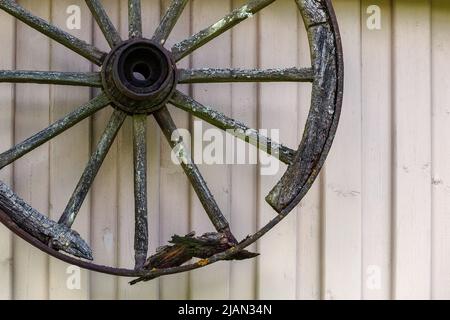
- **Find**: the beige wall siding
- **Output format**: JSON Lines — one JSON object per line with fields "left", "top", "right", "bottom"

{"left": 0, "top": 0, "right": 449, "bottom": 300}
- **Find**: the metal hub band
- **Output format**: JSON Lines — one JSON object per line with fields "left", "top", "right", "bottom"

{"left": 101, "top": 39, "right": 178, "bottom": 114}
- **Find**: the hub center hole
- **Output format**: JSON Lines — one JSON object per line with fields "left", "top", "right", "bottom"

{"left": 132, "top": 63, "right": 151, "bottom": 82}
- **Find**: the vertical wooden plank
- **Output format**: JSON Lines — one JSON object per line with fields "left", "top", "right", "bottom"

{"left": 190, "top": 0, "right": 232, "bottom": 300}
{"left": 431, "top": 0, "right": 450, "bottom": 300}
{"left": 0, "top": 10, "right": 14, "bottom": 301}
{"left": 258, "top": 0, "right": 298, "bottom": 300}
{"left": 90, "top": 0, "right": 120, "bottom": 300}
{"left": 159, "top": 0, "right": 191, "bottom": 300}
{"left": 323, "top": 0, "right": 362, "bottom": 300}
{"left": 229, "top": 0, "right": 257, "bottom": 300}
{"left": 361, "top": 0, "right": 392, "bottom": 300}
{"left": 392, "top": 0, "right": 431, "bottom": 300}
{"left": 295, "top": 10, "right": 321, "bottom": 300}
{"left": 13, "top": 0, "right": 50, "bottom": 300}
{"left": 117, "top": 0, "right": 161, "bottom": 300}
{"left": 49, "top": 0, "right": 92, "bottom": 300}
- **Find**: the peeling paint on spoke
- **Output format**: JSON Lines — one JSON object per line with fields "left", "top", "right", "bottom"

{"left": 178, "top": 67, "right": 314, "bottom": 83}
{"left": 128, "top": 0, "right": 142, "bottom": 39}
{"left": 169, "top": 90, "right": 295, "bottom": 165}
{"left": 0, "top": 0, "right": 106, "bottom": 65}
{"left": 133, "top": 114, "right": 148, "bottom": 269}
{"left": 0, "top": 94, "right": 111, "bottom": 170}
{"left": 86, "top": 0, "right": 122, "bottom": 48}
{"left": 171, "top": 0, "right": 276, "bottom": 61}
{"left": 0, "top": 70, "right": 102, "bottom": 87}
{"left": 152, "top": 0, "right": 189, "bottom": 45}
{"left": 59, "top": 110, "right": 127, "bottom": 228}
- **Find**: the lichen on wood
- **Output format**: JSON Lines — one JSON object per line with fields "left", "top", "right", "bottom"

{"left": 0, "top": 181, "right": 93, "bottom": 260}
{"left": 171, "top": 0, "right": 276, "bottom": 61}
{"left": 0, "top": 70, "right": 102, "bottom": 87}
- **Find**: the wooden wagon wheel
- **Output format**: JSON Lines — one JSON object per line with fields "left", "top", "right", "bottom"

{"left": 0, "top": 0, "right": 343, "bottom": 284}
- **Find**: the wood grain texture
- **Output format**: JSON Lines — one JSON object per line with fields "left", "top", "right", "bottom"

{"left": 229, "top": 0, "right": 257, "bottom": 300}
{"left": 48, "top": 0, "right": 92, "bottom": 300}
{"left": 323, "top": 0, "right": 362, "bottom": 300}
{"left": 189, "top": 0, "right": 232, "bottom": 300}
{"left": 158, "top": 0, "right": 190, "bottom": 300}
{"left": 257, "top": 0, "right": 298, "bottom": 300}
{"left": 117, "top": 0, "right": 160, "bottom": 300}
{"left": 295, "top": 8, "right": 321, "bottom": 300}
{"left": 361, "top": 0, "right": 392, "bottom": 300}
{"left": 90, "top": 0, "right": 120, "bottom": 300}
{"left": 431, "top": 0, "right": 450, "bottom": 300}
{"left": 13, "top": 0, "right": 50, "bottom": 300}
{"left": 0, "top": 9, "right": 14, "bottom": 300}
{"left": 392, "top": 0, "right": 432, "bottom": 300}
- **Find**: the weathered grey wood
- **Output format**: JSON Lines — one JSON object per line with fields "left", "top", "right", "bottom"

{"left": 169, "top": 90, "right": 295, "bottom": 165}
{"left": 178, "top": 67, "right": 314, "bottom": 83}
{"left": 171, "top": 0, "right": 276, "bottom": 61}
{"left": 296, "top": 0, "right": 328, "bottom": 28}
{"left": 266, "top": 23, "right": 339, "bottom": 214}
{"left": 59, "top": 109, "right": 127, "bottom": 228}
{"left": 86, "top": 0, "right": 122, "bottom": 48}
{"left": 0, "top": 93, "right": 111, "bottom": 170}
{"left": 128, "top": 0, "right": 142, "bottom": 38}
{"left": 133, "top": 114, "right": 148, "bottom": 269}
{"left": 152, "top": 0, "right": 189, "bottom": 45}
{"left": 154, "top": 107, "right": 236, "bottom": 242}
{"left": 0, "top": 0, "right": 106, "bottom": 65}
{"left": 0, "top": 70, "right": 102, "bottom": 87}
{"left": 0, "top": 181, "right": 92, "bottom": 260}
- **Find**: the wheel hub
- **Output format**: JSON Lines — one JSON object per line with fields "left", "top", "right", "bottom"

{"left": 101, "top": 39, "right": 177, "bottom": 114}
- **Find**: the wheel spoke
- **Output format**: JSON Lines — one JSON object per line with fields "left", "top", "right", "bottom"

{"left": 133, "top": 114, "right": 148, "bottom": 269}
{"left": 85, "top": 0, "right": 122, "bottom": 48}
{"left": 0, "top": 70, "right": 102, "bottom": 87}
{"left": 152, "top": 0, "right": 189, "bottom": 45}
{"left": 171, "top": 0, "right": 275, "bottom": 61}
{"left": 154, "top": 107, "right": 237, "bottom": 243}
{"left": 0, "top": 94, "right": 110, "bottom": 170}
{"left": 128, "top": 0, "right": 142, "bottom": 38}
{"left": 178, "top": 67, "right": 314, "bottom": 83}
{"left": 0, "top": 0, "right": 106, "bottom": 66}
{"left": 169, "top": 91, "right": 295, "bottom": 165}
{"left": 58, "top": 110, "right": 126, "bottom": 228}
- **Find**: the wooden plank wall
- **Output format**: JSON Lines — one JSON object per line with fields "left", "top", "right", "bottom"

{"left": 0, "top": 0, "right": 449, "bottom": 300}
